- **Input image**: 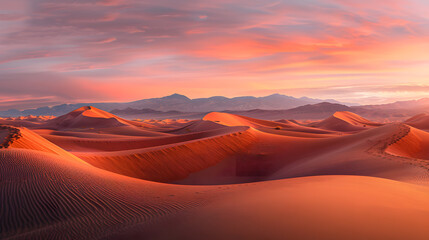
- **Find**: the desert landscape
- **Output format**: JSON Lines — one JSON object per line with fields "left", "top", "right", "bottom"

{"left": 2, "top": 0, "right": 429, "bottom": 239}
{"left": 2, "top": 105, "right": 429, "bottom": 239}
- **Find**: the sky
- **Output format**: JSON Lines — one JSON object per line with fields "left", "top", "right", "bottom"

{"left": 1, "top": 0, "right": 429, "bottom": 110}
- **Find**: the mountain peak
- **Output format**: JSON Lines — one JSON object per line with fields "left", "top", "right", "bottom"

{"left": 264, "top": 93, "right": 293, "bottom": 99}
{"left": 313, "top": 102, "right": 343, "bottom": 106}
{"left": 267, "top": 93, "right": 282, "bottom": 97}
{"left": 163, "top": 93, "right": 190, "bottom": 100}
{"left": 0, "top": 94, "right": 354, "bottom": 117}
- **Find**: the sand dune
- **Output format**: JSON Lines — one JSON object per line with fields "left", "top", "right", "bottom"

{"left": 39, "top": 126, "right": 246, "bottom": 152}
{"left": 268, "top": 123, "right": 429, "bottom": 185}
{"left": 0, "top": 129, "right": 9, "bottom": 146}
{"left": 13, "top": 115, "right": 55, "bottom": 122}
{"left": 204, "top": 111, "right": 301, "bottom": 129}
{"left": 143, "top": 176, "right": 429, "bottom": 240}
{"left": 39, "top": 106, "right": 171, "bottom": 137}
{"left": 204, "top": 112, "right": 336, "bottom": 135}
{"left": 83, "top": 125, "right": 171, "bottom": 137}
{"left": 74, "top": 127, "right": 255, "bottom": 182}
{"left": 33, "top": 129, "right": 134, "bottom": 139}
{"left": 0, "top": 147, "right": 215, "bottom": 239}
{"left": 311, "top": 111, "right": 382, "bottom": 132}
{"left": 405, "top": 113, "right": 429, "bottom": 130}
{"left": 386, "top": 125, "right": 429, "bottom": 162}
{"left": 3, "top": 106, "right": 429, "bottom": 239}
{"left": 0, "top": 126, "right": 85, "bottom": 164}
{"left": 177, "top": 123, "right": 429, "bottom": 185}
{"left": 162, "top": 119, "right": 230, "bottom": 134}
{"left": 44, "top": 106, "right": 155, "bottom": 130}
{"left": 3, "top": 148, "right": 429, "bottom": 240}
{"left": 0, "top": 118, "right": 41, "bottom": 128}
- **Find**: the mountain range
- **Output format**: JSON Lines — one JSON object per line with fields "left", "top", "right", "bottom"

{"left": 0, "top": 93, "right": 353, "bottom": 117}
{"left": 1, "top": 94, "right": 429, "bottom": 121}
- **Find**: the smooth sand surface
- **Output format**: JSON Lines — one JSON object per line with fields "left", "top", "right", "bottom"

{"left": 386, "top": 125, "right": 429, "bottom": 161}
{"left": 311, "top": 111, "right": 383, "bottom": 132}
{"left": 74, "top": 127, "right": 255, "bottom": 182}
{"left": 140, "top": 176, "right": 429, "bottom": 240}
{"left": 405, "top": 113, "right": 429, "bottom": 130}
{"left": 3, "top": 108, "right": 429, "bottom": 239}
{"left": 44, "top": 106, "right": 155, "bottom": 130}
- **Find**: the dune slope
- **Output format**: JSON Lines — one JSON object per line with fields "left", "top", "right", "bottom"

{"left": 74, "top": 127, "right": 255, "bottom": 182}
{"left": 141, "top": 176, "right": 429, "bottom": 240}
{"left": 3, "top": 146, "right": 429, "bottom": 240}
{"left": 0, "top": 147, "right": 216, "bottom": 239}
{"left": 204, "top": 112, "right": 335, "bottom": 135}
{"left": 405, "top": 113, "right": 429, "bottom": 130}
{"left": 267, "top": 123, "right": 429, "bottom": 185}
{"left": 45, "top": 106, "right": 154, "bottom": 130}
{"left": 1, "top": 126, "right": 85, "bottom": 164}
{"left": 385, "top": 125, "right": 429, "bottom": 163}
{"left": 3, "top": 107, "right": 429, "bottom": 239}
{"left": 311, "top": 111, "right": 382, "bottom": 132}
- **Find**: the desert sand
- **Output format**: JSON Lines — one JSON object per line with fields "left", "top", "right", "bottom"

{"left": 405, "top": 113, "right": 429, "bottom": 130}
{"left": 3, "top": 106, "right": 429, "bottom": 239}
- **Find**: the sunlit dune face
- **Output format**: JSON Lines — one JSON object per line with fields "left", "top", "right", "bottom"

{"left": 0, "top": 0, "right": 429, "bottom": 108}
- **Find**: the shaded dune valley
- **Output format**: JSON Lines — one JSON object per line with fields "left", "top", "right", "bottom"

{"left": 4, "top": 106, "right": 429, "bottom": 239}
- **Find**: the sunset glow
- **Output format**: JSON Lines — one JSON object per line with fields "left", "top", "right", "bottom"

{"left": 1, "top": 0, "right": 429, "bottom": 108}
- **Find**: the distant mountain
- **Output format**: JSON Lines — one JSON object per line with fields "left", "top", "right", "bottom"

{"left": 286, "top": 102, "right": 352, "bottom": 114}
{"left": 363, "top": 98, "right": 429, "bottom": 110}
{"left": 352, "top": 100, "right": 429, "bottom": 122}
{"left": 224, "top": 102, "right": 353, "bottom": 120}
{"left": 0, "top": 93, "right": 354, "bottom": 117}
{"left": 125, "top": 93, "right": 353, "bottom": 112}
{"left": 109, "top": 107, "right": 204, "bottom": 120}
{"left": 110, "top": 108, "right": 180, "bottom": 115}
{"left": 223, "top": 101, "right": 425, "bottom": 122}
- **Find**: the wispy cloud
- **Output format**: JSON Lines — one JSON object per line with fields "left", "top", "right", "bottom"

{"left": 0, "top": 0, "right": 429, "bottom": 108}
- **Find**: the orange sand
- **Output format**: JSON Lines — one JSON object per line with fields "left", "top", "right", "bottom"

{"left": 3, "top": 107, "right": 429, "bottom": 239}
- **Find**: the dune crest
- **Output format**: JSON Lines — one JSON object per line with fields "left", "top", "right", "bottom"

{"left": 75, "top": 127, "right": 255, "bottom": 182}
{"left": 311, "top": 111, "right": 382, "bottom": 132}
{"left": 203, "top": 112, "right": 335, "bottom": 135}
{"left": 3, "top": 106, "right": 429, "bottom": 239}
{"left": 5, "top": 126, "right": 87, "bottom": 164}
{"left": 45, "top": 106, "right": 154, "bottom": 130}
{"left": 405, "top": 113, "right": 429, "bottom": 130}
{"left": 385, "top": 125, "right": 429, "bottom": 163}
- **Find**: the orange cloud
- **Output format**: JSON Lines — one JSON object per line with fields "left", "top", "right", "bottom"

{"left": 0, "top": 0, "right": 429, "bottom": 106}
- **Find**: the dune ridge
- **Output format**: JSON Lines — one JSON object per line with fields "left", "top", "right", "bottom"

{"left": 405, "top": 113, "right": 429, "bottom": 130}
{"left": 0, "top": 125, "right": 22, "bottom": 148}
{"left": 0, "top": 148, "right": 216, "bottom": 239}
{"left": 382, "top": 125, "right": 429, "bottom": 170}
{"left": 6, "top": 127, "right": 87, "bottom": 164}
{"left": 75, "top": 127, "right": 256, "bottom": 182}
{"left": 45, "top": 106, "right": 154, "bottom": 130}
{"left": 311, "top": 111, "right": 382, "bottom": 132}
{"left": 4, "top": 106, "right": 429, "bottom": 239}
{"left": 143, "top": 175, "right": 429, "bottom": 240}
{"left": 204, "top": 112, "right": 335, "bottom": 135}
{"left": 39, "top": 126, "right": 247, "bottom": 152}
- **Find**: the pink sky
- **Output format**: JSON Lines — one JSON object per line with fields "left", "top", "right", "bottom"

{"left": 1, "top": 0, "right": 429, "bottom": 109}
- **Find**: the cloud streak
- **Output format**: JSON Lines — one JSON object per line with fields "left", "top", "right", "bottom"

{"left": 1, "top": 0, "right": 429, "bottom": 108}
